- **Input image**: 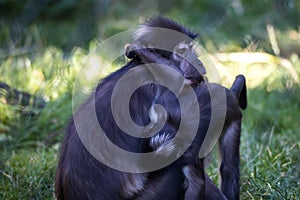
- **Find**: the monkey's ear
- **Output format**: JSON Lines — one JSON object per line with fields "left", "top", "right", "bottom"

{"left": 230, "top": 75, "right": 247, "bottom": 110}
{"left": 125, "top": 43, "right": 138, "bottom": 59}
{"left": 125, "top": 43, "right": 149, "bottom": 61}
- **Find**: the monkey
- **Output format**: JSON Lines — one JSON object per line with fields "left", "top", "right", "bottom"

{"left": 55, "top": 16, "right": 210, "bottom": 200}
{"left": 55, "top": 16, "right": 206, "bottom": 200}
{"left": 55, "top": 16, "right": 247, "bottom": 200}
{"left": 126, "top": 43, "right": 247, "bottom": 200}
{"left": 180, "top": 75, "right": 246, "bottom": 200}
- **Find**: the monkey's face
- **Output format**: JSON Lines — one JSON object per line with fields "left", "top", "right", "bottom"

{"left": 172, "top": 41, "right": 206, "bottom": 85}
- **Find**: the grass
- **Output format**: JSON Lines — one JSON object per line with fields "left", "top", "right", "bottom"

{"left": 0, "top": 4, "right": 299, "bottom": 198}
{"left": 0, "top": 147, "right": 58, "bottom": 200}
{"left": 0, "top": 45, "right": 299, "bottom": 199}
{"left": 239, "top": 85, "right": 300, "bottom": 199}
{"left": 241, "top": 130, "right": 300, "bottom": 199}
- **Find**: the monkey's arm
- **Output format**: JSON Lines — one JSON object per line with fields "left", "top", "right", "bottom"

{"left": 126, "top": 43, "right": 205, "bottom": 85}
{"left": 125, "top": 44, "right": 178, "bottom": 67}
{"left": 231, "top": 75, "right": 247, "bottom": 110}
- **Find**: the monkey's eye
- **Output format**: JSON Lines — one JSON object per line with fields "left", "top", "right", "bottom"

{"left": 177, "top": 47, "right": 187, "bottom": 55}
{"left": 176, "top": 43, "right": 189, "bottom": 55}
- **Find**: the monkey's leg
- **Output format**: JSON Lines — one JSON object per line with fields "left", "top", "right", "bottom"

{"left": 183, "top": 160, "right": 228, "bottom": 200}
{"left": 204, "top": 174, "right": 228, "bottom": 200}
{"left": 131, "top": 166, "right": 185, "bottom": 200}
{"left": 183, "top": 160, "right": 205, "bottom": 200}
{"left": 219, "top": 120, "right": 241, "bottom": 200}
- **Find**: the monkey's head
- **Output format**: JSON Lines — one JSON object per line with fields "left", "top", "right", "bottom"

{"left": 133, "top": 16, "right": 206, "bottom": 84}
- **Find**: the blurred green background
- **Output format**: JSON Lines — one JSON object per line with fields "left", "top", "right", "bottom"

{"left": 0, "top": 0, "right": 299, "bottom": 199}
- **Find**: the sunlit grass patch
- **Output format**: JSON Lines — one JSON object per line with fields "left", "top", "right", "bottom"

{"left": 209, "top": 52, "right": 299, "bottom": 89}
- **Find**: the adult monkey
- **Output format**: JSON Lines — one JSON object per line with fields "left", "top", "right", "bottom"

{"left": 55, "top": 17, "right": 247, "bottom": 200}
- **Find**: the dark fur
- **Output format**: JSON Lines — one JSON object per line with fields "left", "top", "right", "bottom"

{"left": 188, "top": 78, "right": 246, "bottom": 200}
{"left": 126, "top": 42, "right": 247, "bottom": 200}
{"left": 55, "top": 17, "right": 247, "bottom": 200}
{"left": 55, "top": 17, "right": 202, "bottom": 200}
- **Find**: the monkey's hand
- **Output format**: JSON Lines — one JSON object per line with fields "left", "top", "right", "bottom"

{"left": 125, "top": 43, "right": 178, "bottom": 68}
{"left": 125, "top": 43, "right": 147, "bottom": 59}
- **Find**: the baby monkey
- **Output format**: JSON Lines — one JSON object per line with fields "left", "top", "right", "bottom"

{"left": 126, "top": 43, "right": 247, "bottom": 200}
